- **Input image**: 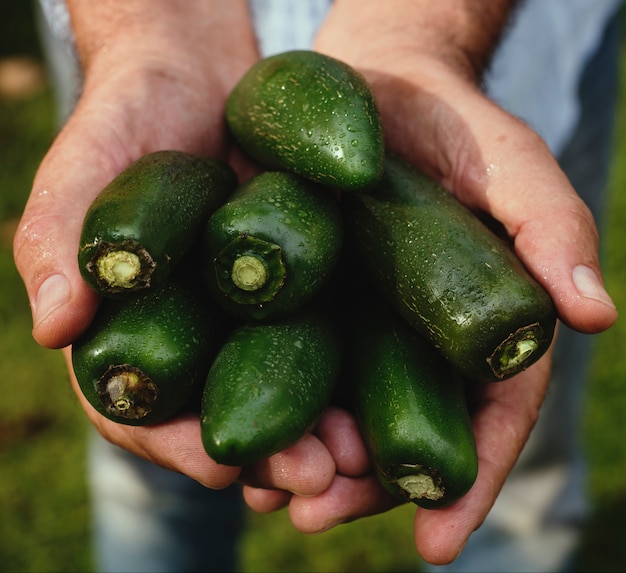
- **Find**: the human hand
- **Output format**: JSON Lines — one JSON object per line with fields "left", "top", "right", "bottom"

{"left": 62, "top": 345, "right": 338, "bottom": 494}
{"left": 14, "top": 0, "right": 262, "bottom": 349}
{"left": 313, "top": 2, "right": 617, "bottom": 335}
{"left": 243, "top": 0, "right": 618, "bottom": 565}
{"left": 242, "top": 404, "right": 398, "bottom": 521}
{"left": 245, "top": 351, "right": 554, "bottom": 565}
{"left": 13, "top": 0, "right": 339, "bottom": 498}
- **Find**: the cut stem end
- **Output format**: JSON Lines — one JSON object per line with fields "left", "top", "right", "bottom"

{"left": 489, "top": 323, "right": 544, "bottom": 380}
{"left": 231, "top": 255, "right": 268, "bottom": 291}
{"left": 214, "top": 234, "right": 287, "bottom": 305}
{"left": 85, "top": 240, "right": 156, "bottom": 294}
{"left": 96, "top": 365, "right": 158, "bottom": 420}
{"left": 397, "top": 472, "right": 445, "bottom": 502}
{"left": 97, "top": 250, "right": 142, "bottom": 288}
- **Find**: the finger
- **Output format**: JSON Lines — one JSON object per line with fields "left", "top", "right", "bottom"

{"left": 313, "top": 406, "right": 371, "bottom": 477}
{"left": 288, "top": 474, "right": 400, "bottom": 534}
{"left": 413, "top": 349, "right": 553, "bottom": 565}
{"left": 242, "top": 486, "right": 292, "bottom": 514}
{"left": 63, "top": 348, "right": 241, "bottom": 489}
{"left": 238, "top": 433, "right": 336, "bottom": 497}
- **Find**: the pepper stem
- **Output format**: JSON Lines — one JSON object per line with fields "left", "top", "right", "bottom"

{"left": 96, "top": 365, "right": 158, "bottom": 420}
{"left": 214, "top": 234, "right": 287, "bottom": 305}
{"left": 489, "top": 323, "right": 543, "bottom": 379}
{"left": 85, "top": 239, "right": 156, "bottom": 294}
{"left": 397, "top": 472, "right": 445, "bottom": 502}
{"left": 231, "top": 255, "right": 268, "bottom": 291}
{"left": 96, "top": 250, "right": 141, "bottom": 289}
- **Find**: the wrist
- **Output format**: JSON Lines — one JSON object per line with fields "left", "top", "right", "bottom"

{"left": 67, "top": 0, "right": 258, "bottom": 90}
{"left": 317, "top": 0, "right": 519, "bottom": 83}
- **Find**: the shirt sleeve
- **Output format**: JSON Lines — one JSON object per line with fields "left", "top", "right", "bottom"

{"left": 247, "top": 0, "right": 332, "bottom": 56}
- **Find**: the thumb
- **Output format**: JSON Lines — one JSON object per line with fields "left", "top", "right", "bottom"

{"left": 12, "top": 122, "right": 123, "bottom": 349}
{"left": 507, "top": 174, "right": 617, "bottom": 335}
{"left": 454, "top": 105, "right": 618, "bottom": 335}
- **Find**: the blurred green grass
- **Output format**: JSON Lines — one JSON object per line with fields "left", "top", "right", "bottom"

{"left": 0, "top": 3, "right": 625, "bottom": 573}
{"left": 0, "top": 5, "right": 92, "bottom": 573}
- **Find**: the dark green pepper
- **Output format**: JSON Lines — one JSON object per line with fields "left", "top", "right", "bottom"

{"left": 348, "top": 301, "right": 478, "bottom": 508}
{"left": 200, "top": 308, "right": 341, "bottom": 466}
{"left": 226, "top": 50, "right": 384, "bottom": 191}
{"left": 343, "top": 154, "right": 556, "bottom": 381}
{"left": 78, "top": 150, "right": 236, "bottom": 297}
{"left": 202, "top": 171, "right": 343, "bottom": 321}
{"left": 72, "top": 278, "right": 221, "bottom": 425}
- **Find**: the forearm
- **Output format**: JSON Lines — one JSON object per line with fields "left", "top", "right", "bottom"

{"left": 317, "top": 0, "right": 520, "bottom": 82}
{"left": 66, "top": 0, "right": 258, "bottom": 80}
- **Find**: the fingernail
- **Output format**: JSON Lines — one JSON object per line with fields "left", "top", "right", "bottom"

{"left": 33, "top": 273, "right": 71, "bottom": 327}
{"left": 572, "top": 265, "right": 616, "bottom": 310}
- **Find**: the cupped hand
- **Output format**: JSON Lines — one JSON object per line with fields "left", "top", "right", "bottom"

{"left": 12, "top": 0, "right": 377, "bottom": 504}
{"left": 13, "top": 20, "right": 341, "bottom": 496}
{"left": 366, "top": 62, "right": 617, "bottom": 335}
{"left": 63, "top": 345, "right": 337, "bottom": 495}
{"left": 245, "top": 349, "right": 553, "bottom": 565}
{"left": 13, "top": 54, "right": 252, "bottom": 349}
{"left": 13, "top": 1, "right": 273, "bottom": 494}
{"left": 314, "top": 2, "right": 617, "bottom": 336}
{"left": 244, "top": 3, "right": 619, "bottom": 565}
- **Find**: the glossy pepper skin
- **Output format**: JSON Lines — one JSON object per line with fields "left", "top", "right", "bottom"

{"left": 226, "top": 50, "right": 384, "bottom": 191}
{"left": 200, "top": 308, "right": 341, "bottom": 466}
{"left": 343, "top": 154, "right": 557, "bottom": 381}
{"left": 348, "top": 301, "right": 478, "bottom": 509}
{"left": 78, "top": 150, "right": 236, "bottom": 298}
{"left": 72, "top": 278, "right": 222, "bottom": 426}
{"left": 202, "top": 170, "right": 343, "bottom": 321}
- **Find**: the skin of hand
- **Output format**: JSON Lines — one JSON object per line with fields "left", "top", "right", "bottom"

{"left": 12, "top": 0, "right": 338, "bottom": 497}
{"left": 242, "top": 0, "right": 619, "bottom": 565}
{"left": 15, "top": 0, "right": 262, "bottom": 349}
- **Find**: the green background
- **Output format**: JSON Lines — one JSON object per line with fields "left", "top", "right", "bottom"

{"left": 1, "top": 3, "right": 624, "bottom": 572}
